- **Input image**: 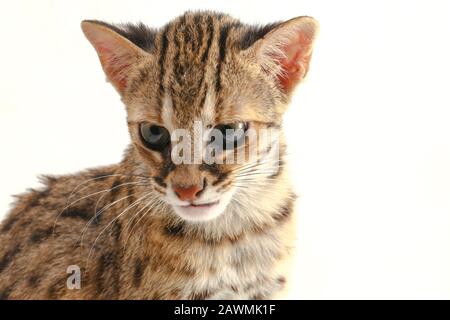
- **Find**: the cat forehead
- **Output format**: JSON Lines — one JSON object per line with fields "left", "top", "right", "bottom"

{"left": 148, "top": 12, "right": 278, "bottom": 54}
{"left": 126, "top": 12, "right": 279, "bottom": 126}
{"left": 154, "top": 12, "right": 265, "bottom": 103}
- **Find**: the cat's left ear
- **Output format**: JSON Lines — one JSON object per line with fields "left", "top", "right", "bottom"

{"left": 81, "top": 20, "right": 149, "bottom": 93}
{"left": 246, "top": 16, "right": 319, "bottom": 95}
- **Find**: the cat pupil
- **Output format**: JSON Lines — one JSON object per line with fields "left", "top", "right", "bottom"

{"left": 139, "top": 123, "right": 170, "bottom": 151}
{"left": 150, "top": 125, "right": 161, "bottom": 135}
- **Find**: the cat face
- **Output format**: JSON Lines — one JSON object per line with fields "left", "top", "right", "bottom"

{"left": 82, "top": 12, "right": 317, "bottom": 221}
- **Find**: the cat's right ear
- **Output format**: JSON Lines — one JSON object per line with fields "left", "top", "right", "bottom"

{"left": 81, "top": 20, "right": 149, "bottom": 93}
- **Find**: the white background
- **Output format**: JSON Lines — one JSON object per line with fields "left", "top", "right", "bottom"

{"left": 1, "top": 0, "right": 450, "bottom": 299}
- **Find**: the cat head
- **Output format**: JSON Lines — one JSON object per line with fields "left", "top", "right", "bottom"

{"left": 82, "top": 11, "right": 318, "bottom": 222}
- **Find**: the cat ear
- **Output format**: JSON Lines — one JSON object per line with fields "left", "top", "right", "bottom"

{"left": 81, "top": 20, "right": 149, "bottom": 93}
{"left": 248, "top": 16, "right": 318, "bottom": 95}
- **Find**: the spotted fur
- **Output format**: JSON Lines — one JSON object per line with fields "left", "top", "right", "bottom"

{"left": 0, "top": 11, "right": 318, "bottom": 299}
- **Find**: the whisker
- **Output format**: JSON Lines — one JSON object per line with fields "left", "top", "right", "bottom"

{"left": 67, "top": 174, "right": 126, "bottom": 203}
{"left": 235, "top": 169, "right": 285, "bottom": 179}
{"left": 52, "top": 182, "right": 146, "bottom": 236}
{"left": 92, "top": 181, "right": 144, "bottom": 219}
{"left": 121, "top": 193, "right": 161, "bottom": 236}
{"left": 121, "top": 200, "right": 153, "bottom": 239}
{"left": 233, "top": 178, "right": 279, "bottom": 185}
{"left": 123, "top": 198, "right": 164, "bottom": 248}
{"left": 53, "top": 188, "right": 121, "bottom": 237}
{"left": 77, "top": 192, "right": 138, "bottom": 249}
{"left": 227, "top": 157, "right": 287, "bottom": 174}
{"left": 85, "top": 192, "right": 153, "bottom": 268}
{"left": 67, "top": 173, "right": 151, "bottom": 203}
{"left": 233, "top": 166, "right": 285, "bottom": 178}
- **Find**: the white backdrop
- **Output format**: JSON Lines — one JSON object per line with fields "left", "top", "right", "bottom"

{"left": 1, "top": 0, "right": 450, "bottom": 299}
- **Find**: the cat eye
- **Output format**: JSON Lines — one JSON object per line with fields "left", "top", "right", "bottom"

{"left": 213, "top": 122, "right": 249, "bottom": 150}
{"left": 139, "top": 123, "right": 170, "bottom": 151}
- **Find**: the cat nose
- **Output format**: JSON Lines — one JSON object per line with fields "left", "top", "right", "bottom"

{"left": 173, "top": 184, "right": 203, "bottom": 201}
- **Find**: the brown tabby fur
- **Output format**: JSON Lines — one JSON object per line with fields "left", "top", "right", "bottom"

{"left": 0, "top": 11, "right": 317, "bottom": 299}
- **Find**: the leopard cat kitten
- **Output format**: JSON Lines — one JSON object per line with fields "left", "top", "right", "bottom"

{"left": 0, "top": 11, "right": 318, "bottom": 299}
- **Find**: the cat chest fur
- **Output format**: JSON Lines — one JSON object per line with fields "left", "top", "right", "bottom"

{"left": 123, "top": 221, "right": 288, "bottom": 299}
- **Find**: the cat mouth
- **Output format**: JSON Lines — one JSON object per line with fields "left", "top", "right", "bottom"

{"left": 172, "top": 200, "right": 223, "bottom": 221}
{"left": 180, "top": 201, "right": 220, "bottom": 208}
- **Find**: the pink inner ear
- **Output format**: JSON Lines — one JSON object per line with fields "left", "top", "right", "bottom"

{"left": 277, "top": 33, "right": 312, "bottom": 93}
{"left": 98, "top": 46, "right": 130, "bottom": 92}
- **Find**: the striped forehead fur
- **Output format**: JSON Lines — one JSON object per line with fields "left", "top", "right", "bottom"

{"left": 105, "top": 12, "right": 276, "bottom": 53}
{"left": 105, "top": 11, "right": 283, "bottom": 100}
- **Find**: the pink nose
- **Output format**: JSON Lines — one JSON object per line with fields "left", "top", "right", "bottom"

{"left": 173, "top": 184, "right": 203, "bottom": 201}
